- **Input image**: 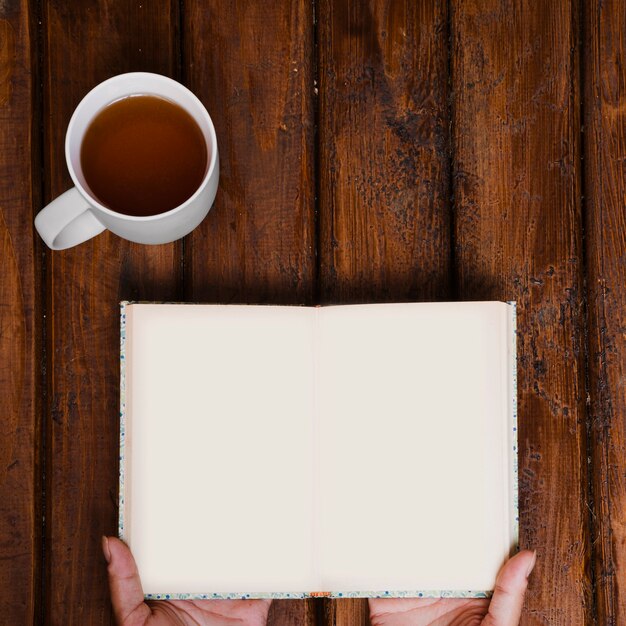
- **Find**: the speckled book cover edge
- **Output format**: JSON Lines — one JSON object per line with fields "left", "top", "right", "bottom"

{"left": 510, "top": 301, "right": 519, "bottom": 556}
{"left": 119, "top": 301, "right": 128, "bottom": 548}
{"left": 118, "top": 301, "right": 518, "bottom": 600}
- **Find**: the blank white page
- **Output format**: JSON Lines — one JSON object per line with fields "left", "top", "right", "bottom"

{"left": 317, "top": 302, "right": 513, "bottom": 592}
{"left": 123, "top": 304, "right": 316, "bottom": 594}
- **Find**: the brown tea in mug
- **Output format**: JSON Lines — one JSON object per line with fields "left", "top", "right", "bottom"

{"left": 80, "top": 95, "right": 208, "bottom": 217}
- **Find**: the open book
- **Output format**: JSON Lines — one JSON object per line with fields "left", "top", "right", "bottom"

{"left": 119, "top": 301, "right": 517, "bottom": 600}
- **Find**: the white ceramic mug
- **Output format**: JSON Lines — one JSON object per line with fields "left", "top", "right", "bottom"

{"left": 35, "top": 72, "right": 219, "bottom": 250}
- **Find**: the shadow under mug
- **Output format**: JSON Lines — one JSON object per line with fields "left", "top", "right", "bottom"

{"left": 35, "top": 72, "right": 219, "bottom": 250}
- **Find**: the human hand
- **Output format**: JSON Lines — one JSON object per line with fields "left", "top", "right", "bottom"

{"left": 369, "top": 550, "right": 536, "bottom": 626}
{"left": 102, "top": 536, "right": 271, "bottom": 626}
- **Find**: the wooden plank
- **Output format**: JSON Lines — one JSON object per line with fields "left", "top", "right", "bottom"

{"left": 451, "top": 1, "right": 591, "bottom": 623}
{"left": 0, "top": 0, "right": 40, "bottom": 623}
{"left": 318, "top": 0, "right": 451, "bottom": 304}
{"left": 183, "top": 1, "right": 316, "bottom": 623}
{"left": 323, "top": 598, "right": 370, "bottom": 626}
{"left": 318, "top": 0, "right": 450, "bottom": 622}
{"left": 184, "top": 0, "right": 315, "bottom": 305}
{"left": 583, "top": 1, "right": 626, "bottom": 623}
{"left": 43, "top": 1, "right": 181, "bottom": 623}
{"left": 267, "top": 599, "right": 317, "bottom": 626}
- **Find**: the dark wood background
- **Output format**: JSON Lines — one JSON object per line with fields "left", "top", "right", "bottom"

{"left": 1, "top": 0, "right": 624, "bottom": 624}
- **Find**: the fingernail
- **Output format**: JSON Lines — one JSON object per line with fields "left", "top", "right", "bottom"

{"left": 102, "top": 536, "right": 111, "bottom": 564}
{"left": 526, "top": 550, "right": 537, "bottom": 578}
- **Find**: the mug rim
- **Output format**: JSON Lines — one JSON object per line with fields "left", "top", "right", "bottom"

{"left": 64, "top": 71, "right": 218, "bottom": 222}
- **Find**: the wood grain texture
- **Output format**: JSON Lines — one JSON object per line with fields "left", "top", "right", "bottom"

{"left": 318, "top": 0, "right": 451, "bottom": 304}
{"left": 322, "top": 597, "right": 370, "bottom": 626}
{"left": 451, "top": 1, "right": 591, "bottom": 623}
{"left": 318, "top": 0, "right": 450, "bottom": 622}
{"left": 267, "top": 598, "right": 317, "bottom": 626}
{"left": 183, "top": 1, "right": 316, "bottom": 623}
{"left": 0, "top": 0, "right": 40, "bottom": 623}
{"left": 583, "top": 1, "right": 626, "bottom": 624}
{"left": 184, "top": 0, "right": 315, "bottom": 305}
{"left": 43, "top": 1, "right": 181, "bottom": 623}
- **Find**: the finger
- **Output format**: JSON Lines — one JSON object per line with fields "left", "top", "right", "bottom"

{"left": 483, "top": 549, "right": 536, "bottom": 626}
{"left": 195, "top": 599, "right": 272, "bottom": 623}
{"left": 103, "top": 536, "right": 151, "bottom": 626}
{"left": 169, "top": 599, "right": 272, "bottom": 626}
{"left": 370, "top": 597, "right": 487, "bottom": 626}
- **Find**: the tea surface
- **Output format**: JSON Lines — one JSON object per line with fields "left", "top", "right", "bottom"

{"left": 81, "top": 95, "right": 207, "bottom": 216}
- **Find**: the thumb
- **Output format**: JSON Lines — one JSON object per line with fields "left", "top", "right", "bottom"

{"left": 103, "top": 536, "right": 151, "bottom": 626}
{"left": 482, "top": 549, "right": 536, "bottom": 626}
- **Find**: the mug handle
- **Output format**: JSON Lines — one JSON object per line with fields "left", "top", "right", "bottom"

{"left": 35, "top": 187, "right": 106, "bottom": 250}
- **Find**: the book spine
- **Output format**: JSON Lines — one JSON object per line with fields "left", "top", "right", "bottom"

{"left": 312, "top": 307, "right": 321, "bottom": 590}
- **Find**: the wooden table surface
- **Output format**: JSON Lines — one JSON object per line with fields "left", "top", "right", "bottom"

{"left": 1, "top": 0, "right": 624, "bottom": 624}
